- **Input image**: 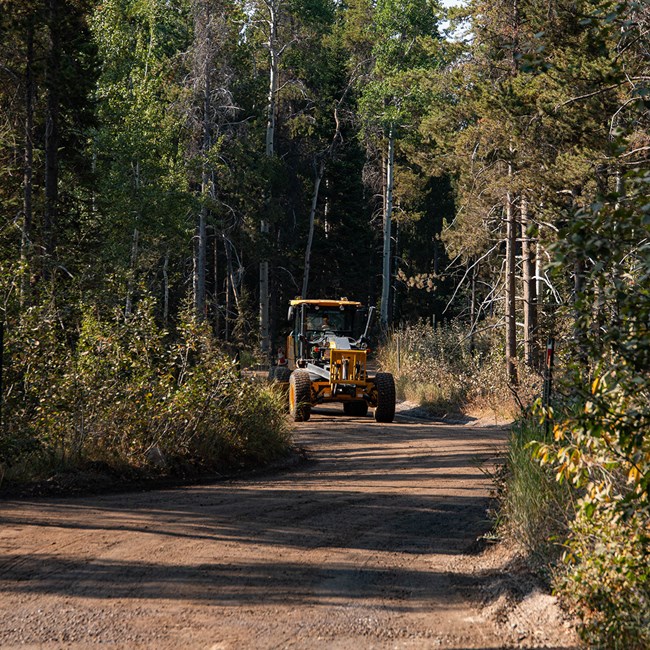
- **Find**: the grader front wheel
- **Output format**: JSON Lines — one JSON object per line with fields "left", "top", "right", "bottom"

{"left": 373, "top": 372, "right": 396, "bottom": 423}
{"left": 289, "top": 370, "right": 312, "bottom": 422}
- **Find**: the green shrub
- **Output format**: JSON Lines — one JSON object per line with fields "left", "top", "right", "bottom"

{"left": 1, "top": 297, "right": 291, "bottom": 484}
{"left": 501, "top": 416, "right": 650, "bottom": 648}
{"left": 532, "top": 383, "right": 650, "bottom": 649}
{"left": 556, "top": 507, "right": 649, "bottom": 650}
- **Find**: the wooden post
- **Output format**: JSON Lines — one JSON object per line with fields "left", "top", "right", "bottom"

{"left": 543, "top": 337, "right": 555, "bottom": 436}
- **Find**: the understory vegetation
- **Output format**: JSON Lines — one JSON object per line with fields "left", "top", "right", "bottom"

{"left": 497, "top": 419, "right": 574, "bottom": 566}
{"left": 383, "top": 169, "right": 649, "bottom": 649}
{"left": 382, "top": 316, "right": 648, "bottom": 649}
{"left": 380, "top": 321, "right": 538, "bottom": 419}
{"left": 0, "top": 296, "right": 290, "bottom": 487}
{"left": 498, "top": 171, "right": 650, "bottom": 649}
{"left": 500, "top": 413, "right": 649, "bottom": 650}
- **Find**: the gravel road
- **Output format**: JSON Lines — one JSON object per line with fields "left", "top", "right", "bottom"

{"left": 0, "top": 406, "right": 578, "bottom": 649}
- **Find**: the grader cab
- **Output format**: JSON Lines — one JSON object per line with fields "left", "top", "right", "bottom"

{"left": 272, "top": 298, "right": 396, "bottom": 423}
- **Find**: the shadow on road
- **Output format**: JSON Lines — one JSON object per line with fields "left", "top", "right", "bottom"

{"left": 0, "top": 551, "right": 541, "bottom": 615}
{"left": 0, "top": 418, "right": 510, "bottom": 612}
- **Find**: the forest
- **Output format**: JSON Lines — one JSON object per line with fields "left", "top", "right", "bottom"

{"left": 0, "top": 0, "right": 648, "bottom": 647}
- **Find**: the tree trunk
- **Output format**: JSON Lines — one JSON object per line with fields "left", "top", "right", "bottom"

{"left": 301, "top": 158, "right": 325, "bottom": 299}
{"left": 125, "top": 156, "right": 142, "bottom": 317}
{"left": 195, "top": 204, "right": 207, "bottom": 317}
{"left": 433, "top": 236, "right": 440, "bottom": 275}
{"left": 224, "top": 236, "right": 242, "bottom": 335}
{"left": 535, "top": 233, "right": 543, "bottom": 312}
{"left": 162, "top": 250, "right": 170, "bottom": 325}
{"left": 44, "top": 0, "right": 60, "bottom": 262}
{"left": 505, "top": 175, "right": 518, "bottom": 385}
{"left": 125, "top": 227, "right": 139, "bottom": 317}
{"left": 224, "top": 246, "right": 231, "bottom": 342}
{"left": 324, "top": 178, "right": 330, "bottom": 239}
{"left": 259, "top": 0, "right": 281, "bottom": 358}
{"left": 392, "top": 220, "right": 400, "bottom": 322}
{"left": 259, "top": 260, "right": 269, "bottom": 350}
{"left": 380, "top": 127, "right": 395, "bottom": 329}
{"left": 21, "top": 18, "right": 35, "bottom": 304}
{"left": 265, "top": 3, "right": 279, "bottom": 159}
{"left": 521, "top": 196, "right": 537, "bottom": 368}
{"left": 573, "top": 256, "right": 586, "bottom": 361}
{"left": 213, "top": 229, "right": 220, "bottom": 336}
{"left": 469, "top": 261, "right": 477, "bottom": 354}
{"left": 194, "top": 22, "right": 211, "bottom": 319}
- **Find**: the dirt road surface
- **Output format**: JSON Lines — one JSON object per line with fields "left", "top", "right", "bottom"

{"left": 0, "top": 406, "right": 578, "bottom": 649}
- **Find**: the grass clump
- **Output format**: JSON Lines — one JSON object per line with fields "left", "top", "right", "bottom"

{"left": 496, "top": 418, "right": 573, "bottom": 566}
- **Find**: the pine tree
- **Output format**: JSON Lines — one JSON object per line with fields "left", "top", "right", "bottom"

{"left": 357, "top": 0, "right": 442, "bottom": 328}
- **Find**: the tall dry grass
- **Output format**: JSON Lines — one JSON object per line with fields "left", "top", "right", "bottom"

{"left": 379, "top": 320, "right": 540, "bottom": 419}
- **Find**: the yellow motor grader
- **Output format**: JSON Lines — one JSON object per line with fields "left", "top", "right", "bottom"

{"left": 271, "top": 298, "right": 396, "bottom": 423}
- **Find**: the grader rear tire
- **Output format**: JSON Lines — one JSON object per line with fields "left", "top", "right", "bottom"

{"left": 289, "top": 370, "right": 312, "bottom": 422}
{"left": 373, "top": 372, "right": 396, "bottom": 423}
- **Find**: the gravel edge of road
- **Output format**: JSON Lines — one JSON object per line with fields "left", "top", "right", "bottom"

{"left": 0, "top": 446, "right": 312, "bottom": 501}
{"left": 1, "top": 400, "right": 502, "bottom": 501}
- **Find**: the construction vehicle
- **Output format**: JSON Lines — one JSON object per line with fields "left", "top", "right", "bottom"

{"left": 272, "top": 298, "right": 396, "bottom": 423}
